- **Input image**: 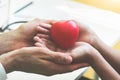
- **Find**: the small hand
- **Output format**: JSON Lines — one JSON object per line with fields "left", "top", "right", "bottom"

{"left": 33, "top": 34, "right": 67, "bottom": 53}
{"left": 74, "top": 21, "right": 98, "bottom": 45}
{"left": 69, "top": 42, "right": 93, "bottom": 64}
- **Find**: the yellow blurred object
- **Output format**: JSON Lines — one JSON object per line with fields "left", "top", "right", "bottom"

{"left": 74, "top": 0, "right": 120, "bottom": 13}
{"left": 113, "top": 40, "right": 120, "bottom": 50}
{"left": 83, "top": 67, "right": 95, "bottom": 80}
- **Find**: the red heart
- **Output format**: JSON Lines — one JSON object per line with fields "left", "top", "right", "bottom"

{"left": 50, "top": 20, "right": 79, "bottom": 49}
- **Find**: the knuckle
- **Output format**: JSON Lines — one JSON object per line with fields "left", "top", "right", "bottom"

{"left": 20, "top": 47, "right": 29, "bottom": 52}
{"left": 44, "top": 30, "right": 49, "bottom": 33}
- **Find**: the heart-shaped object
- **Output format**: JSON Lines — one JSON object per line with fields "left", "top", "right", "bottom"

{"left": 50, "top": 20, "right": 79, "bottom": 49}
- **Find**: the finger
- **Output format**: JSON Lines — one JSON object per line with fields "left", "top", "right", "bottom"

{"left": 56, "top": 48, "right": 67, "bottom": 52}
{"left": 39, "top": 60, "right": 74, "bottom": 75}
{"left": 36, "top": 34, "right": 51, "bottom": 40}
{"left": 37, "top": 60, "right": 69, "bottom": 76}
{"left": 33, "top": 36, "right": 46, "bottom": 47}
{"left": 36, "top": 26, "right": 50, "bottom": 34}
{"left": 41, "top": 38, "right": 57, "bottom": 51}
{"left": 34, "top": 42, "right": 44, "bottom": 47}
{"left": 39, "top": 22, "right": 51, "bottom": 29}
{"left": 50, "top": 20, "right": 67, "bottom": 25}
{"left": 33, "top": 36, "right": 44, "bottom": 43}
{"left": 49, "top": 20, "right": 59, "bottom": 25}
{"left": 41, "top": 50, "right": 72, "bottom": 65}
{"left": 51, "top": 52, "right": 73, "bottom": 64}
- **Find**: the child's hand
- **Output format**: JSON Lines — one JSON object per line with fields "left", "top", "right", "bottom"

{"left": 33, "top": 34, "right": 67, "bottom": 53}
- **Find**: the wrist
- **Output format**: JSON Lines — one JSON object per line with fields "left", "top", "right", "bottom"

{"left": 0, "top": 50, "right": 19, "bottom": 73}
{"left": 85, "top": 45, "right": 100, "bottom": 64}
{"left": 87, "top": 48, "right": 104, "bottom": 67}
{"left": 0, "top": 31, "right": 16, "bottom": 54}
{"left": 89, "top": 35, "right": 100, "bottom": 49}
{"left": 0, "top": 28, "right": 29, "bottom": 55}
{"left": 71, "top": 42, "right": 96, "bottom": 63}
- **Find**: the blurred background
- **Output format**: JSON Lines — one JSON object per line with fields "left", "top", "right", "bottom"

{"left": 1, "top": 0, "right": 120, "bottom": 80}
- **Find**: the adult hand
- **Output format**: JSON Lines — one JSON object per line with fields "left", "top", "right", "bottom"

{"left": 34, "top": 35, "right": 89, "bottom": 67}
{"left": 0, "top": 47, "right": 86, "bottom": 76}
{"left": 0, "top": 19, "right": 53, "bottom": 54}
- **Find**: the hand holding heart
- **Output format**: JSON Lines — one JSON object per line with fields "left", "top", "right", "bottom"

{"left": 34, "top": 20, "right": 90, "bottom": 66}
{"left": 34, "top": 20, "right": 80, "bottom": 50}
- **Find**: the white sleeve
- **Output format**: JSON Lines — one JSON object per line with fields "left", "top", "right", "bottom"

{"left": 0, "top": 63, "right": 7, "bottom": 80}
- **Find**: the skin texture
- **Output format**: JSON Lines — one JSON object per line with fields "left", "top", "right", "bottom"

{"left": 70, "top": 42, "right": 120, "bottom": 80}
{"left": 0, "top": 46, "right": 84, "bottom": 75}
{"left": 75, "top": 21, "right": 120, "bottom": 74}
{"left": 0, "top": 19, "right": 88, "bottom": 76}
{"left": 0, "top": 19, "right": 53, "bottom": 54}
{"left": 34, "top": 20, "right": 120, "bottom": 80}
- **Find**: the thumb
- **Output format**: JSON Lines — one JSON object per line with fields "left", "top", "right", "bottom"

{"left": 35, "top": 47, "right": 73, "bottom": 65}
{"left": 49, "top": 51, "right": 73, "bottom": 65}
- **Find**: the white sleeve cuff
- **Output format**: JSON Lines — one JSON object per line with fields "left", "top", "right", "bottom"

{"left": 0, "top": 63, "right": 7, "bottom": 80}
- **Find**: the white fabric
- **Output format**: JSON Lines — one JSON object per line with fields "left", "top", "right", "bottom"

{"left": 0, "top": 63, "right": 7, "bottom": 80}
